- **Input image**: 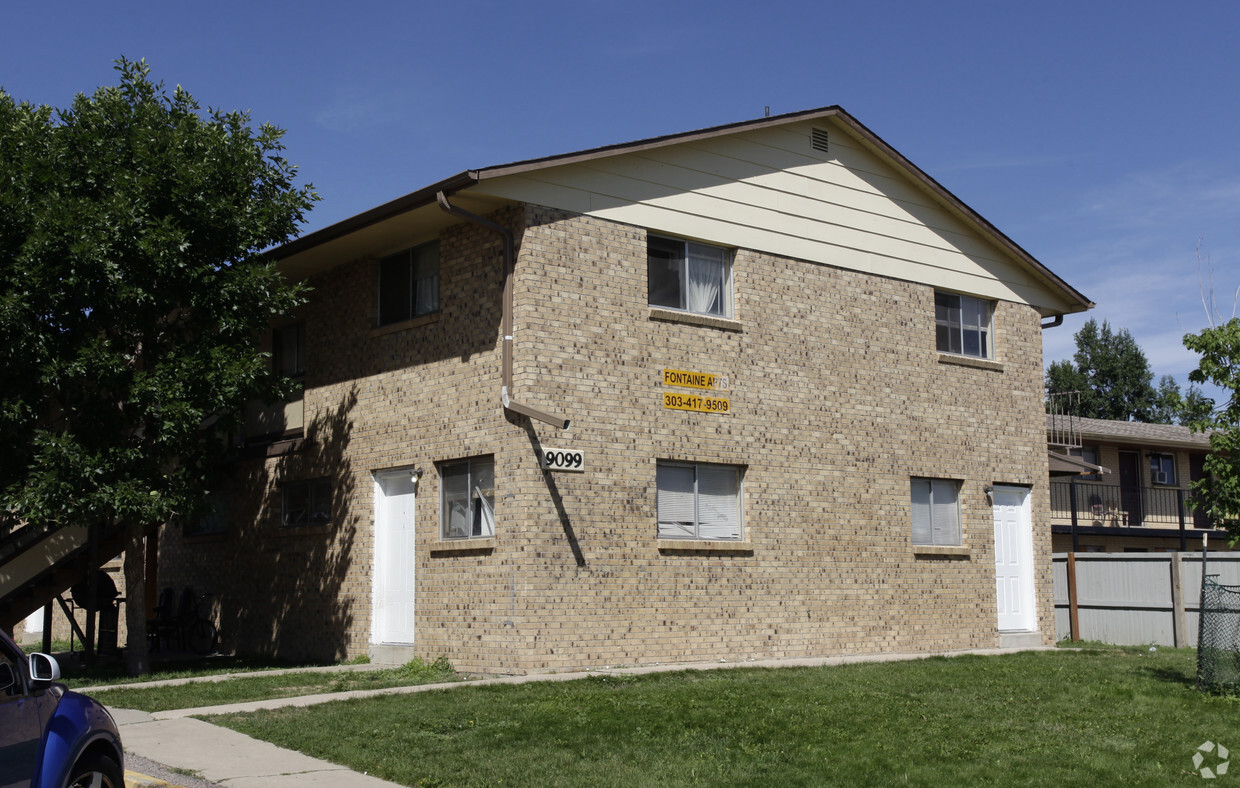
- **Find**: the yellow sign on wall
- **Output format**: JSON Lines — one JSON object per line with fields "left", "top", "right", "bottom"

{"left": 663, "top": 392, "right": 730, "bottom": 414}
{"left": 663, "top": 368, "right": 729, "bottom": 391}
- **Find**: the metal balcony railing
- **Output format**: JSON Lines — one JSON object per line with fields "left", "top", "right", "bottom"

{"left": 1049, "top": 479, "right": 1206, "bottom": 530}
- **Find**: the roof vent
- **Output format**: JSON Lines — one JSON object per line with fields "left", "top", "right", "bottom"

{"left": 811, "top": 128, "right": 829, "bottom": 153}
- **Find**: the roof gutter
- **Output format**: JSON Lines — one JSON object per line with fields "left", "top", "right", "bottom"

{"left": 436, "top": 191, "right": 570, "bottom": 431}
{"left": 1040, "top": 314, "right": 1064, "bottom": 330}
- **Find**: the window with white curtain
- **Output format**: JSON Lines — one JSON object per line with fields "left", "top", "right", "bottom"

{"left": 647, "top": 235, "right": 732, "bottom": 318}
{"left": 910, "top": 478, "right": 961, "bottom": 547}
{"left": 657, "top": 461, "right": 743, "bottom": 540}
{"left": 378, "top": 240, "right": 440, "bottom": 326}
{"left": 440, "top": 456, "right": 495, "bottom": 539}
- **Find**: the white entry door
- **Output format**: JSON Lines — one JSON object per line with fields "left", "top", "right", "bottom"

{"left": 373, "top": 470, "right": 418, "bottom": 645}
{"left": 993, "top": 485, "right": 1036, "bottom": 632}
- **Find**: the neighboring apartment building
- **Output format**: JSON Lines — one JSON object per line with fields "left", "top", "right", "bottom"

{"left": 1049, "top": 416, "right": 1215, "bottom": 552}
{"left": 157, "top": 107, "right": 1093, "bottom": 674}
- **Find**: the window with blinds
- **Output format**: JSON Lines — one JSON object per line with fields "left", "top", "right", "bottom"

{"left": 910, "top": 478, "right": 961, "bottom": 547}
{"left": 657, "top": 461, "right": 743, "bottom": 540}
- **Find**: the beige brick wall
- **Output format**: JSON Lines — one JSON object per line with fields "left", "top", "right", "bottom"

{"left": 159, "top": 203, "right": 1055, "bottom": 673}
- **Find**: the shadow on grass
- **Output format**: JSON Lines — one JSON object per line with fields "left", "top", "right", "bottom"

{"left": 1140, "top": 664, "right": 1197, "bottom": 688}
{"left": 54, "top": 650, "right": 338, "bottom": 690}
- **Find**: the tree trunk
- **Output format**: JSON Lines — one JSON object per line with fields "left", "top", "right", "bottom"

{"left": 123, "top": 526, "right": 151, "bottom": 675}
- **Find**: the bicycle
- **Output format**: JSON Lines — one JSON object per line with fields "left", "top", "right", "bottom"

{"left": 177, "top": 589, "right": 219, "bottom": 656}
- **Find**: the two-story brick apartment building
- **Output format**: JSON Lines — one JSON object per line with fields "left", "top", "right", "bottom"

{"left": 157, "top": 107, "right": 1093, "bottom": 673}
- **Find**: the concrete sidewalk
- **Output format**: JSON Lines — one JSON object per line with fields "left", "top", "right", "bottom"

{"left": 115, "top": 707, "right": 403, "bottom": 787}
{"left": 107, "top": 645, "right": 1055, "bottom": 787}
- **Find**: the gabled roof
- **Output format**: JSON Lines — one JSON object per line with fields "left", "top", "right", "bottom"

{"left": 275, "top": 106, "right": 1092, "bottom": 315}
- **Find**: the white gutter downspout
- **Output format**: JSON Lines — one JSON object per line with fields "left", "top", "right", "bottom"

{"left": 436, "top": 192, "right": 570, "bottom": 430}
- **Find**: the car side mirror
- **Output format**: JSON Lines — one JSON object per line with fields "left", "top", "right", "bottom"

{"left": 28, "top": 652, "right": 61, "bottom": 683}
{"left": 0, "top": 663, "right": 14, "bottom": 692}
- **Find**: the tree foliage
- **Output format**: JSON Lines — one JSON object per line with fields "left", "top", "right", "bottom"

{"left": 1185, "top": 318, "right": 1240, "bottom": 541}
{"left": 0, "top": 59, "right": 315, "bottom": 665}
{"left": 1046, "top": 318, "right": 1198, "bottom": 424}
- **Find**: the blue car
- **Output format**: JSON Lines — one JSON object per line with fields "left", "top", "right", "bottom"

{"left": 0, "top": 627, "right": 123, "bottom": 788}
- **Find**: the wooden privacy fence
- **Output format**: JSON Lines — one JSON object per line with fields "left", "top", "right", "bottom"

{"left": 1052, "top": 551, "right": 1240, "bottom": 647}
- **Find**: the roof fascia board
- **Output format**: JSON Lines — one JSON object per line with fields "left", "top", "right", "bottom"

{"left": 471, "top": 107, "right": 847, "bottom": 180}
{"left": 274, "top": 171, "right": 478, "bottom": 261}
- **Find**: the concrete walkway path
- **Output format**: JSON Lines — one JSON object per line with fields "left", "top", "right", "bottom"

{"left": 106, "top": 645, "right": 1055, "bottom": 788}
{"left": 116, "top": 707, "right": 402, "bottom": 787}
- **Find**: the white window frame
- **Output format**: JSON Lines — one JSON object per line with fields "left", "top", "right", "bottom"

{"left": 910, "top": 478, "right": 961, "bottom": 547}
{"left": 935, "top": 291, "right": 992, "bottom": 359}
{"left": 647, "top": 235, "right": 733, "bottom": 318}
{"left": 378, "top": 241, "right": 440, "bottom": 326}
{"left": 656, "top": 461, "right": 743, "bottom": 541}
{"left": 440, "top": 456, "right": 495, "bottom": 539}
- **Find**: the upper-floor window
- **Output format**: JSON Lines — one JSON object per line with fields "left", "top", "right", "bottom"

{"left": 656, "top": 461, "right": 743, "bottom": 541}
{"left": 910, "top": 477, "right": 961, "bottom": 547}
{"left": 441, "top": 456, "right": 495, "bottom": 539}
{"left": 379, "top": 241, "right": 440, "bottom": 326}
{"left": 273, "top": 322, "right": 305, "bottom": 380}
{"left": 1149, "top": 453, "right": 1176, "bottom": 486}
{"left": 244, "top": 322, "right": 305, "bottom": 440}
{"left": 935, "top": 292, "right": 992, "bottom": 359}
{"left": 648, "top": 235, "right": 732, "bottom": 318}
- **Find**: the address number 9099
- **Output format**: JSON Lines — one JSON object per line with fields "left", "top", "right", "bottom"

{"left": 539, "top": 449, "right": 585, "bottom": 472}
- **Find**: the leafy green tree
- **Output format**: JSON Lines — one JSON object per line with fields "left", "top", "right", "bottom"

{"left": 1146, "top": 374, "right": 1211, "bottom": 425}
{"left": 1148, "top": 375, "right": 1184, "bottom": 424}
{"left": 1185, "top": 318, "right": 1240, "bottom": 542}
{"left": 1045, "top": 319, "right": 1160, "bottom": 422}
{"left": 0, "top": 59, "right": 315, "bottom": 672}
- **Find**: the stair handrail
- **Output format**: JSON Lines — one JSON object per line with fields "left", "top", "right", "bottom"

{"left": 0, "top": 520, "right": 62, "bottom": 564}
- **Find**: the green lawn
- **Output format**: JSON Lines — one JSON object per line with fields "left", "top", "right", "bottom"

{"left": 202, "top": 647, "right": 1237, "bottom": 787}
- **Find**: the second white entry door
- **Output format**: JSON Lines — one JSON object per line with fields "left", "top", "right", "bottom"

{"left": 373, "top": 470, "right": 418, "bottom": 645}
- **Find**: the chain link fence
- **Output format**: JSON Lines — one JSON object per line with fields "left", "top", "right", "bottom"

{"left": 1197, "top": 574, "right": 1240, "bottom": 693}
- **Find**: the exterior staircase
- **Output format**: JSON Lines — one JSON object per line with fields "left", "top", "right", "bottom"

{"left": 0, "top": 521, "right": 128, "bottom": 632}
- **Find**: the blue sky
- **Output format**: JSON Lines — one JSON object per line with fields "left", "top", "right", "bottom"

{"left": 4, "top": 1, "right": 1238, "bottom": 398}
